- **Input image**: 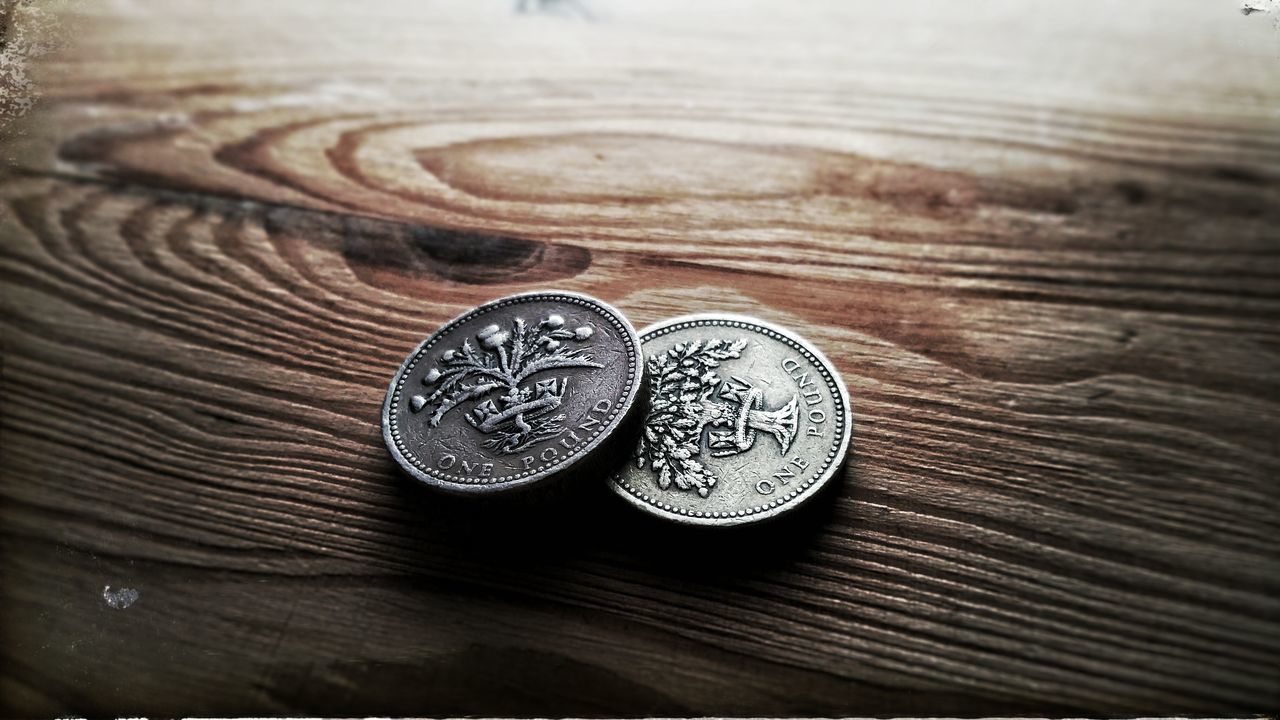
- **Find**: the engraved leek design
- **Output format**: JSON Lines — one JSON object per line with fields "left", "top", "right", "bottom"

{"left": 637, "top": 338, "right": 799, "bottom": 497}
{"left": 410, "top": 314, "right": 601, "bottom": 454}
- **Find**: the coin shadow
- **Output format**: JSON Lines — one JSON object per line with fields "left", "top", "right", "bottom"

{"left": 383, "top": 455, "right": 635, "bottom": 569}
{"left": 382, "top": 437, "right": 855, "bottom": 589}
{"left": 599, "top": 469, "right": 847, "bottom": 579}
{"left": 386, "top": 463, "right": 845, "bottom": 580}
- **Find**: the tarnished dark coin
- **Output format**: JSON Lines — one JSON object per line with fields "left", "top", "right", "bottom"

{"left": 610, "top": 315, "right": 851, "bottom": 526}
{"left": 382, "top": 291, "right": 643, "bottom": 495}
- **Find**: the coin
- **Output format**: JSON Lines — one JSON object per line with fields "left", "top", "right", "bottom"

{"left": 610, "top": 315, "right": 851, "bottom": 526}
{"left": 382, "top": 291, "right": 643, "bottom": 495}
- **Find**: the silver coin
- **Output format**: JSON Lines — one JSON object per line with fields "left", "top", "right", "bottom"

{"left": 382, "top": 291, "right": 643, "bottom": 494}
{"left": 610, "top": 315, "right": 851, "bottom": 526}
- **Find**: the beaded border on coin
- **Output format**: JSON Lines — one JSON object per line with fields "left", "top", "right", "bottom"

{"left": 382, "top": 291, "right": 642, "bottom": 494}
{"left": 609, "top": 314, "right": 851, "bottom": 526}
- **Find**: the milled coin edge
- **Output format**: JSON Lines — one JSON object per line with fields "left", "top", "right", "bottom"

{"left": 608, "top": 313, "right": 852, "bottom": 526}
{"left": 381, "top": 290, "right": 643, "bottom": 495}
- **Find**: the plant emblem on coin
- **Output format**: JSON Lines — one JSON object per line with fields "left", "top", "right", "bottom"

{"left": 385, "top": 292, "right": 643, "bottom": 494}
{"left": 636, "top": 338, "right": 800, "bottom": 497}
{"left": 408, "top": 314, "right": 601, "bottom": 454}
{"left": 611, "top": 315, "right": 850, "bottom": 525}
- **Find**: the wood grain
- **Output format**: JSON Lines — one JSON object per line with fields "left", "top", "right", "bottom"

{"left": 2, "top": 0, "right": 1279, "bottom": 715}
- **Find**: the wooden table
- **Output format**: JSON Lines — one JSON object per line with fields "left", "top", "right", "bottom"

{"left": 2, "top": 0, "right": 1278, "bottom": 715}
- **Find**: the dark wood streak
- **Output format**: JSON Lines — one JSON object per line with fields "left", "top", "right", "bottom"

{"left": 49, "top": 112, "right": 1280, "bottom": 310}
{"left": 263, "top": 206, "right": 594, "bottom": 286}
